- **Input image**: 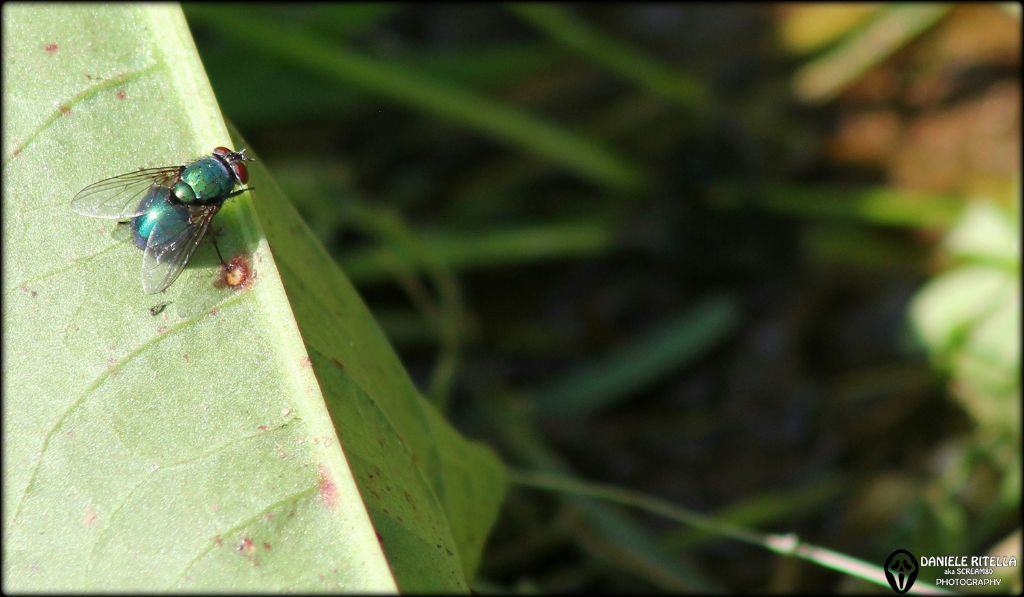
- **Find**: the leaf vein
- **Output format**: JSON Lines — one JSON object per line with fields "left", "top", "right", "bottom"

{"left": 6, "top": 291, "right": 247, "bottom": 535}
{"left": 89, "top": 420, "right": 296, "bottom": 562}
{"left": 7, "top": 242, "right": 122, "bottom": 297}
{"left": 170, "top": 485, "right": 319, "bottom": 588}
{"left": 3, "top": 63, "right": 163, "bottom": 166}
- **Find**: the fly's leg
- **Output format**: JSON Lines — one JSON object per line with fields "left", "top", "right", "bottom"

{"left": 202, "top": 186, "right": 254, "bottom": 268}
{"left": 222, "top": 187, "right": 255, "bottom": 201}
{"left": 210, "top": 233, "right": 227, "bottom": 267}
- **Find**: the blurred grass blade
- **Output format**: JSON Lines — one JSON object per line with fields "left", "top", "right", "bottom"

{"left": 661, "top": 476, "right": 847, "bottom": 551}
{"left": 532, "top": 296, "right": 741, "bottom": 418}
{"left": 451, "top": 92, "right": 677, "bottom": 206}
{"left": 709, "top": 183, "right": 965, "bottom": 229}
{"left": 198, "top": 4, "right": 400, "bottom": 127}
{"left": 802, "top": 224, "right": 929, "bottom": 271}
{"left": 307, "top": 3, "right": 401, "bottom": 37}
{"left": 483, "top": 395, "right": 718, "bottom": 591}
{"left": 506, "top": 3, "right": 707, "bottom": 112}
{"left": 407, "top": 42, "right": 567, "bottom": 89}
{"left": 343, "top": 219, "right": 619, "bottom": 285}
{"left": 511, "top": 471, "right": 955, "bottom": 595}
{"left": 794, "top": 4, "right": 951, "bottom": 103}
{"left": 185, "top": 5, "right": 644, "bottom": 191}
{"left": 777, "top": 5, "right": 881, "bottom": 55}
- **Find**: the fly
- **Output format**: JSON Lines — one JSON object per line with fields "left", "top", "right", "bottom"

{"left": 71, "top": 146, "right": 253, "bottom": 294}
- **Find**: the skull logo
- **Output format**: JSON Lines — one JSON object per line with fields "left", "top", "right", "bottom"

{"left": 884, "top": 549, "right": 919, "bottom": 594}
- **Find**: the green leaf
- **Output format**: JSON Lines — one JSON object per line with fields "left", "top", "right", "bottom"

{"left": 946, "top": 201, "right": 1020, "bottom": 268}
{"left": 3, "top": 4, "right": 504, "bottom": 591}
{"left": 910, "top": 202, "right": 1020, "bottom": 430}
{"left": 912, "top": 266, "right": 1012, "bottom": 358}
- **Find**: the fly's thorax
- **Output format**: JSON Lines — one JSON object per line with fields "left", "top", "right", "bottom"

{"left": 174, "top": 156, "right": 235, "bottom": 204}
{"left": 131, "top": 186, "right": 189, "bottom": 249}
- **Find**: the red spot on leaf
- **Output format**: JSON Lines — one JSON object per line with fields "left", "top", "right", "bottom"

{"left": 212, "top": 535, "right": 223, "bottom": 547}
{"left": 208, "top": 307, "right": 219, "bottom": 316}
{"left": 318, "top": 464, "right": 338, "bottom": 508}
{"left": 45, "top": 43, "right": 58, "bottom": 54}
{"left": 13, "top": 146, "right": 22, "bottom": 157}
{"left": 83, "top": 505, "right": 98, "bottom": 527}
{"left": 262, "top": 542, "right": 271, "bottom": 551}
{"left": 237, "top": 537, "right": 255, "bottom": 554}
{"left": 157, "top": 325, "right": 167, "bottom": 334}
{"left": 299, "top": 356, "right": 312, "bottom": 368}
{"left": 257, "top": 424, "right": 269, "bottom": 432}
{"left": 59, "top": 105, "right": 70, "bottom": 115}
{"left": 116, "top": 89, "right": 126, "bottom": 100}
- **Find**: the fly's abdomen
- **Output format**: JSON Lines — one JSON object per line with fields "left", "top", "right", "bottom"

{"left": 173, "top": 156, "right": 234, "bottom": 204}
{"left": 131, "top": 187, "right": 189, "bottom": 249}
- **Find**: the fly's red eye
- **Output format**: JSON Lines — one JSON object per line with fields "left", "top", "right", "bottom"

{"left": 214, "top": 146, "right": 230, "bottom": 156}
{"left": 231, "top": 162, "right": 249, "bottom": 184}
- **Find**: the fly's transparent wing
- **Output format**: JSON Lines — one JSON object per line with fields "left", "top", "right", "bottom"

{"left": 71, "top": 166, "right": 184, "bottom": 219}
{"left": 140, "top": 205, "right": 219, "bottom": 294}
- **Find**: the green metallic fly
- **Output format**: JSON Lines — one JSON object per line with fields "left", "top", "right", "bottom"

{"left": 71, "top": 147, "right": 253, "bottom": 294}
